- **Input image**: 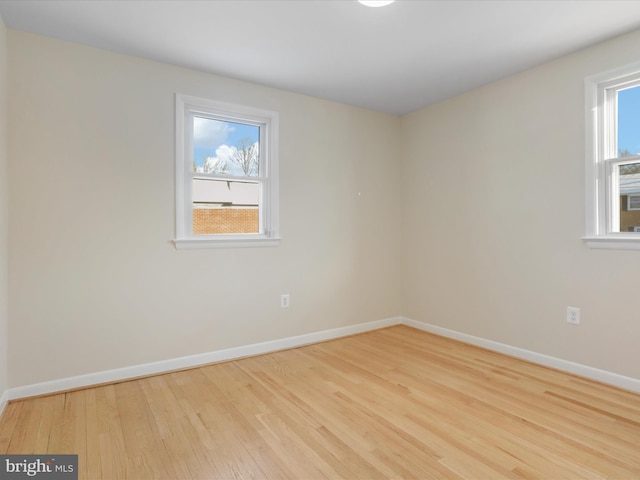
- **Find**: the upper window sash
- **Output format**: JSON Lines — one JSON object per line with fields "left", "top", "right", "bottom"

{"left": 189, "top": 111, "right": 267, "bottom": 178}
{"left": 600, "top": 74, "right": 640, "bottom": 161}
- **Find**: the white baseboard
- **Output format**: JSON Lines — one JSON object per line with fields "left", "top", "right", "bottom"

{"left": 0, "top": 389, "right": 8, "bottom": 417}
{"left": 7, "top": 317, "right": 402, "bottom": 401}
{"left": 403, "top": 317, "right": 640, "bottom": 394}
{"left": 5, "top": 315, "right": 639, "bottom": 402}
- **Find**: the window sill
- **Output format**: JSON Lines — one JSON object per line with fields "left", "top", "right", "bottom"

{"left": 173, "top": 236, "right": 281, "bottom": 250}
{"left": 583, "top": 235, "right": 640, "bottom": 250}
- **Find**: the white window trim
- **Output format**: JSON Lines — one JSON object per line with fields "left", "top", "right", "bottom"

{"left": 173, "top": 94, "right": 280, "bottom": 249}
{"left": 584, "top": 62, "right": 640, "bottom": 250}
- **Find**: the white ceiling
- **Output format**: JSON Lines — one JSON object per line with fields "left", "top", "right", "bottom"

{"left": 2, "top": 0, "right": 640, "bottom": 115}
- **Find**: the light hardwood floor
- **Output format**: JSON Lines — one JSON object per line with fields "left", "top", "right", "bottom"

{"left": 1, "top": 325, "right": 639, "bottom": 479}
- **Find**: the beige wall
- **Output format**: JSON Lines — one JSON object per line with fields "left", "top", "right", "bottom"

{"left": 7, "top": 31, "right": 402, "bottom": 387}
{"left": 0, "top": 15, "right": 8, "bottom": 398}
{"left": 401, "top": 29, "right": 640, "bottom": 380}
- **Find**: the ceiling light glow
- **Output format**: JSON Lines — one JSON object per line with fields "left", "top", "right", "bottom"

{"left": 357, "top": 0, "right": 396, "bottom": 7}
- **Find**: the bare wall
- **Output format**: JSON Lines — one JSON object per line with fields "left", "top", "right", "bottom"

{"left": 7, "top": 31, "right": 402, "bottom": 387}
{"left": 401, "top": 29, "right": 640, "bottom": 380}
{"left": 0, "top": 15, "right": 8, "bottom": 399}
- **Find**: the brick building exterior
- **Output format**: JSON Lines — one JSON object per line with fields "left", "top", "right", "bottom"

{"left": 193, "top": 208, "right": 259, "bottom": 234}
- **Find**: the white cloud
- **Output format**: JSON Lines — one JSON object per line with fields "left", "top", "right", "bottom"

{"left": 214, "top": 144, "right": 236, "bottom": 162}
{"left": 193, "top": 117, "right": 233, "bottom": 149}
{"left": 199, "top": 141, "right": 260, "bottom": 176}
{"left": 202, "top": 144, "right": 241, "bottom": 175}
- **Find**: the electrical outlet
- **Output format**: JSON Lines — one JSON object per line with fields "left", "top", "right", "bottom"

{"left": 280, "top": 294, "right": 290, "bottom": 308}
{"left": 567, "top": 306, "right": 580, "bottom": 325}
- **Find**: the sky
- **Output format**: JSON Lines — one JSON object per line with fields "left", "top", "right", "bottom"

{"left": 192, "top": 116, "right": 259, "bottom": 175}
{"left": 618, "top": 85, "right": 640, "bottom": 156}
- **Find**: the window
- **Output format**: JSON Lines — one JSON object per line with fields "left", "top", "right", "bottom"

{"left": 584, "top": 63, "right": 640, "bottom": 249}
{"left": 174, "top": 94, "right": 279, "bottom": 249}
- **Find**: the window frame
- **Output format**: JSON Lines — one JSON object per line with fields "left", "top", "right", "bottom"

{"left": 173, "top": 94, "right": 280, "bottom": 249}
{"left": 629, "top": 194, "right": 640, "bottom": 211}
{"left": 584, "top": 62, "right": 640, "bottom": 250}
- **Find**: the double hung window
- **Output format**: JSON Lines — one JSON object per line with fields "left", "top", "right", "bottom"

{"left": 174, "top": 95, "right": 279, "bottom": 249}
{"left": 585, "top": 64, "right": 640, "bottom": 249}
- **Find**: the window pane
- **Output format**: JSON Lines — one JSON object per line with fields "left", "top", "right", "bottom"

{"left": 192, "top": 177, "right": 259, "bottom": 234}
{"left": 618, "top": 162, "right": 640, "bottom": 232}
{"left": 617, "top": 85, "right": 640, "bottom": 157}
{"left": 192, "top": 116, "right": 260, "bottom": 176}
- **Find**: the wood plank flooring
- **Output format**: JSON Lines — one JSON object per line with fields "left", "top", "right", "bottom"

{"left": 1, "top": 325, "right": 639, "bottom": 479}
